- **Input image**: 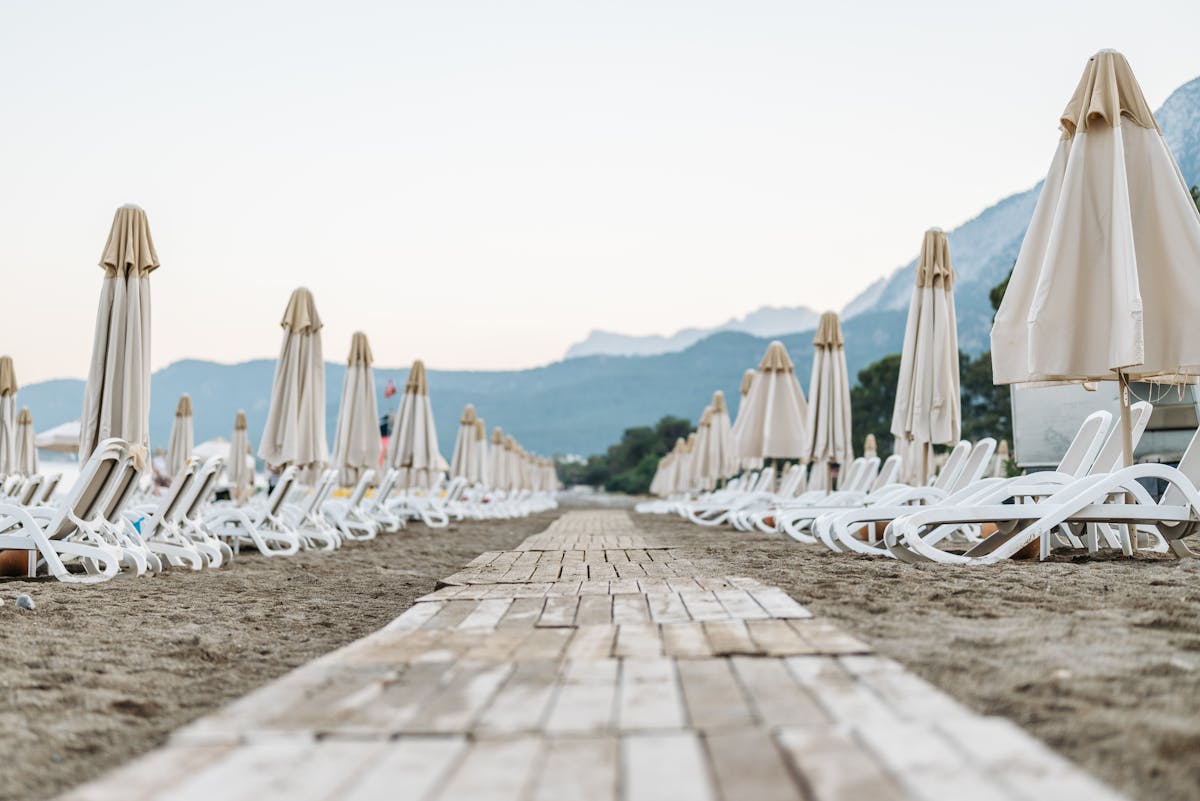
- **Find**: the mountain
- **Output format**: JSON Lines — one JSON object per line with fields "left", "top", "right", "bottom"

{"left": 564, "top": 305, "right": 820, "bottom": 358}
{"left": 21, "top": 310, "right": 904, "bottom": 460}
{"left": 19, "top": 75, "right": 1200, "bottom": 461}
{"left": 841, "top": 74, "right": 1200, "bottom": 355}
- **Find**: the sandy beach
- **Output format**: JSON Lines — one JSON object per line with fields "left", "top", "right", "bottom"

{"left": 650, "top": 514, "right": 1200, "bottom": 801}
{"left": 6, "top": 505, "right": 1198, "bottom": 800}
{"left": 0, "top": 512, "right": 559, "bottom": 801}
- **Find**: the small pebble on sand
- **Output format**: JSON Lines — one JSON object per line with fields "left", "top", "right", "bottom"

{"left": 15, "top": 594, "right": 35, "bottom": 610}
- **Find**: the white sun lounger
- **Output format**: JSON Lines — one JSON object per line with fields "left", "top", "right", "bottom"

{"left": 815, "top": 438, "right": 999, "bottom": 556}
{"left": 0, "top": 438, "right": 130, "bottom": 583}
{"left": 207, "top": 466, "right": 302, "bottom": 556}
{"left": 888, "top": 403, "right": 1168, "bottom": 564}
{"left": 322, "top": 469, "right": 379, "bottom": 541}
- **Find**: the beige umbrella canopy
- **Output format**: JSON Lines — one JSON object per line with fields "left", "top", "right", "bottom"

{"left": 15, "top": 408, "right": 37, "bottom": 477}
{"left": 692, "top": 406, "right": 715, "bottom": 491}
{"left": 166, "top": 394, "right": 194, "bottom": 477}
{"left": 729, "top": 369, "right": 756, "bottom": 442}
{"left": 993, "top": 50, "right": 1200, "bottom": 493}
{"left": 473, "top": 417, "right": 490, "bottom": 486}
{"left": 0, "top": 356, "right": 17, "bottom": 474}
{"left": 450, "top": 404, "right": 478, "bottom": 481}
{"left": 735, "top": 341, "right": 809, "bottom": 464}
{"left": 332, "top": 332, "right": 381, "bottom": 486}
{"left": 707, "top": 390, "right": 737, "bottom": 481}
{"left": 229, "top": 410, "right": 253, "bottom": 502}
{"left": 80, "top": 205, "right": 159, "bottom": 465}
{"left": 489, "top": 427, "right": 508, "bottom": 490}
{"left": 805, "top": 312, "right": 854, "bottom": 490}
{"left": 258, "top": 287, "right": 328, "bottom": 482}
{"left": 503, "top": 436, "right": 522, "bottom": 491}
{"left": 387, "top": 360, "right": 445, "bottom": 489}
{"left": 650, "top": 450, "right": 674, "bottom": 497}
{"left": 35, "top": 420, "right": 80, "bottom": 454}
{"left": 891, "top": 229, "right": 960, "bottom": 485}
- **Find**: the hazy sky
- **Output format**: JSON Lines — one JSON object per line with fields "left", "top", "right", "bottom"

{"left": 4, "top": 0, "right": 1200, "bottom": 383}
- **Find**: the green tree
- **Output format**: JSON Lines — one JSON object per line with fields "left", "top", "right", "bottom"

{"left": 849, "top": 353, "right": 902, "bottom": 458}
{"left": 1192, "top": 185, "right": 1200, "bottom": 213}
{"left": 556, "top": 414, "right": 694, "bottom": 494}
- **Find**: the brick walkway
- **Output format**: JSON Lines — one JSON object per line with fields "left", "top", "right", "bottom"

{"left": 62, "top": 511, "right": 1127, "bottom": 801}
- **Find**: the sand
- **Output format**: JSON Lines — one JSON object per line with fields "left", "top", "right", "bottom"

{"left": 0, "top": 512, "right": 558, "bottom": 801}
{"left": 5, "top": 506, "right": 1197, "bottom": 801}
{"left": 650, "top": 514, "right": 1200, "bottom": 801}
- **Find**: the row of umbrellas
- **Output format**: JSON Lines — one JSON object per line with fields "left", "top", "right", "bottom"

{"left": 153, "top": 286, "right": 555, "bottom": 494}
{"left": 0, "top": 356, "right": 38, "bottom": 478}
{"left": 5, "top": 205, "right": 554, "bottom": 498}
{"left": 651, "top": 50, "right": 1200, "bottom": 506}
{"left": 654, "top": 306, "right": 862, "bottom": 496}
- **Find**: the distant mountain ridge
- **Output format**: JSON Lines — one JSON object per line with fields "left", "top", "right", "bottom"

{"left": 565, "top": 305, "right": 820, "bottom": 358}
{"left": 21, "top": 313, "right": 906, "bottom": 460}
{"left": 19, "top": 74, "right": 1200, "bottom": 459}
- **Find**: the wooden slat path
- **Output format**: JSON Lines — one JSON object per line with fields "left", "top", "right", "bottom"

{"left": 61, "top": 510, "right": 1129, "bottom": 801}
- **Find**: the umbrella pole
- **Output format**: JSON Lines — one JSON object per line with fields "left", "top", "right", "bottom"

{"left": 1119, "top": 371, "right": 1136, "bottom": 556}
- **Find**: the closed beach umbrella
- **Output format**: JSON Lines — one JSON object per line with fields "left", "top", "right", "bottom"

{"left": 503, "top": 436, "right": 521, "bottom": 491}
{"left": 993, "top": 50, "right": 1200, "bottom": 502}
{"left": 229, "top": 411, "right": 253, "bottom": 501}
{"left": 259, "top": 287, "right": 328, "bottom": 483}
{"left": 0, "top": 357, "right": 16, "bottom": 474}
{"left": 166, "top": 394, "right": 194, "bottom": 476}
{"left": 708, "top": 390, "right": 737, "bottom": 481}
{"left": 863, "top": 433, "right": 878, "bottom": 460}
{"left": 15, "top": 408, "right": 36, "bottom": 477}
{"left": 332, "top": 332, "right": 381, "bottom": 486}
{"left": 450, "top": 404, "right": 478, "bottom": 481}
{"left": 735, "top": 341, "right": 809, "bottom": 463}
{"left": 891, "top": 229, "right": 960, "bottom": 485}
{"left": 489, "top": 427, "right": 507, "bottom": 490}
{"left": 730, "top": 368, "right": 760, "bottom": 471}
{"left": 35, "top": 420, "right": 81, "bottom": 454}
{"left": 80, "top": 204, "right": 158, "bottom": 465}
{"left": 387, "top": 360, "right": 445, "bottom": 488}
{"left": 806, "top": 312, "right": 854, "bottom": 491}
{"left": 692, "top": 406, "right": 715, "bottom": 491}
{"left": 473, "top": 417, "right": 490, "bottom": 485}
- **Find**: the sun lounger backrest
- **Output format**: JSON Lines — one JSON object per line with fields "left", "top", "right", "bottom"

{"left": 298, "top": 470, "right": 337, "bottom": 515}
{"left": 2, "top": 475, "right": 22, "bottom": 496}
{"left": 1055, "top": 410, "right": 1113, "bottom": 477}
{"left": 930, "top": 441, "right": 970, "bottom": 491}
{"left": 950, "top": 438, "right": 996, "bottom": 492}
{"left": 183, "top": 458, "right": 223, "bottom": 519}
{"left": 316, "top": 470, "right": 338, "bottom": 507}
{"left": 266, "top": 467, "right": 298, "bottom": 516}
{"left": 39, "top": 473, "right": 61, "bottom": 504}
{"left": 97, "top": 458, "right": 144, "bottom": 523}
{"left": 1088, "top": 402, "right": 1153, "bottom": 476}
{"left": 348, "top": 469, "right": 376, "bottom": 507}
{"left": 776, "top": 465, "right": 802, "bottom": 497}
{"left": 49, "top": 438, "right": 127, "bottom": 540}
{"left": 835, "top": 460, "right": 861, "bottom": 492}
{"left": 848, "top": 457, "right": 879, "bottom": 492}
{"left": 17, "top": 475, "right": 43, "bottom": 506}
{"left": 754, "top": 467, "right": 775, "bottom": 494}
{"left": 159, "top": 459, "right": 199, "bottom": 525}
{"left": 1161, "top": 426, "right": 1200, "bottom": 508}
{"left": 871, "top": 455, "right": 902, "bottom": 491}
{"left": 369, "top": 469, "right": 398, "bottom": 510}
